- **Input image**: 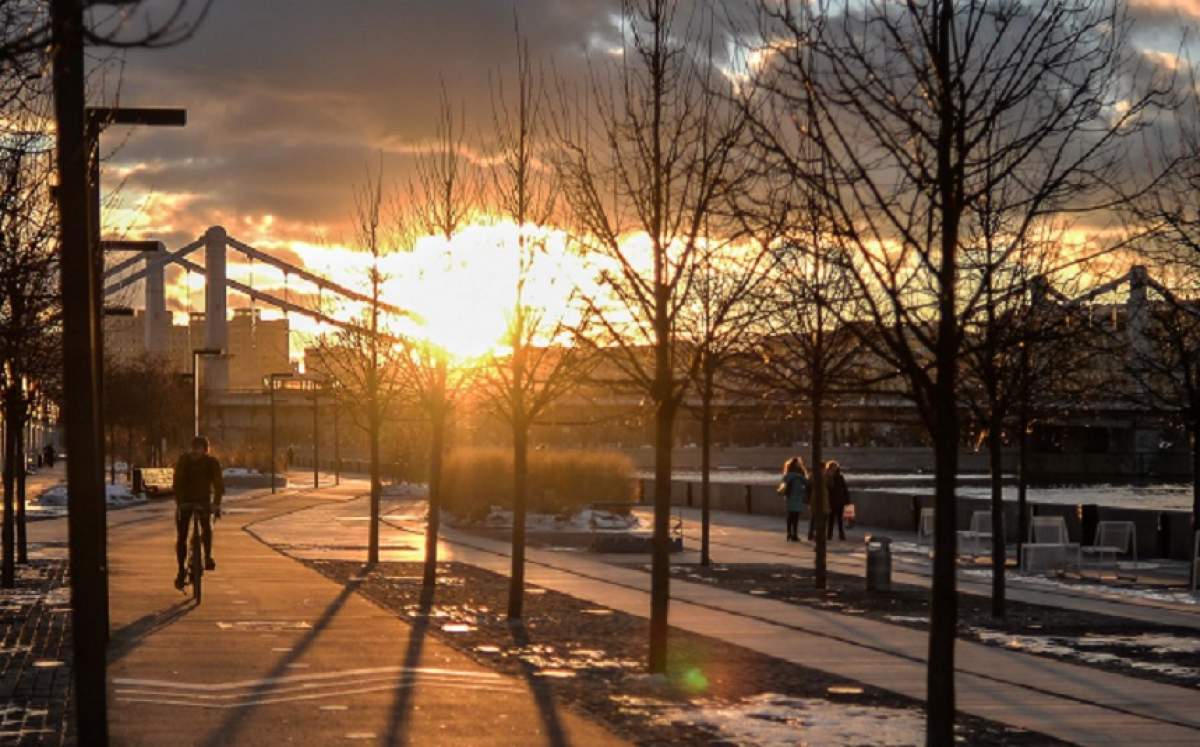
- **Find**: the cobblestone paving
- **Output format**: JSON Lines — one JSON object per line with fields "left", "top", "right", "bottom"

{"left": 0, "top": 561, "right": 73, "bottom": 746}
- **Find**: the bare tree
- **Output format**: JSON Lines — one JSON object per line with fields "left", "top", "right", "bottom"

{"left": 477, "top": 24, "right": 594, "bottom": 619}
{"left": 745, "top": 1, "right": 1167, "bottom": 739}
{"left": 2, "top": 1, "right": 212, "bottom": 70}
{"left": 552, "top": 0, "right": 746, "bottom": 672}
{"left": 0, "top": 107, "right": 58, "bottom": 587}
{"left": 1125, "top": 63, "right": 1200, "bottom": 541}
{"left": 406, "top": 89, "right": 477, "bottom": 590}
{"left": 312, "top": 163, "right": 411, "bottom": 565}
{"left": 958, "top": 222, "right": 1097, "bottom": 617}
{"left": 677, "top": 216, "right": 772, "bottom": 568}
{"left": 735, "top": 222, "right": 873, "bottom": 587}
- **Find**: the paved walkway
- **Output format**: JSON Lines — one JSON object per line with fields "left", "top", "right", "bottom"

{"left": 250, "top": 494, "right": 1200, "bottom": 746}
{"left": 639, "top": 506, "right": 1200, "bottom": 630}
{"left": 31, "top": 485, "right": 625, "bottom": 746}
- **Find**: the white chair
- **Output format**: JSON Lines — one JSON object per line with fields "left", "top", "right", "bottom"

{"left": 1080, "top": 521, "right": 1136, "bottom": 569}
{"left": 1021, "top": 516, "right": 1080, "bottom": 572}
{"left": 957, "top": 510, "right": 992, "bottom": 557}
{"left": 916, "top": 508, "right": 935, "bottom": 548}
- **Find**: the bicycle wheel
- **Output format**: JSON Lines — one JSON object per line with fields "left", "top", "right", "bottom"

{"left": 190, "top": 518, "right": 203, "bottom": 604}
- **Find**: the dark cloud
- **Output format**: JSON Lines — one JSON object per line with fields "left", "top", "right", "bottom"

{"left": 103, "top": 1, "right": 628, "bottom": 240}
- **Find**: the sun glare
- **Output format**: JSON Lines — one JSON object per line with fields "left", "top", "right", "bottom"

{"left": 387, "top": 223, "right": 584, "bottom": 360}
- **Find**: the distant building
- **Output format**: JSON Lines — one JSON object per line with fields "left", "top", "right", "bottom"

{"left": 103, "top": 307, "right": 290, "bottom": 389}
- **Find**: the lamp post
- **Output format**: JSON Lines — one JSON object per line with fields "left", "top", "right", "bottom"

{"left": 312, "top": 387, "right": 320, "bottom": 489}
{"left": 333, "top": 394, "right": 341, "bottom": 487}
{"left": 191, "top": 348, "right": 222, "bottom": 438}
{"left": 266, "top": 373, "right": 293, "bottom": 494}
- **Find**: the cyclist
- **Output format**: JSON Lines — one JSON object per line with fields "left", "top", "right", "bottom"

{"left": 172, "top": 435, "right": 224, "bottom": 590}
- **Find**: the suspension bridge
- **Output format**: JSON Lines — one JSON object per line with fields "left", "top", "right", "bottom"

{"left": 102, "top": 225, "right": 402, "bottom": 391}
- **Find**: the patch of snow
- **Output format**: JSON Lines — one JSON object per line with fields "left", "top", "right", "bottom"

{"left": 884, "top": 615, "right": 929, "bottom": 624}
{"left": 382, "top": 482, "right": 428, "bottom": 498}
{"left": 864, "top": 482, "right": 1194, "bottom": 511}
{"left": 222, "top": 467, "right": 261, "bottom": 477}
{"left": 475, "top": 506, "right": 643, "bottom": 532}
{"left": 970, "top": 628, "right": 1200, "bottom": 681}
{"left": 961, "top": 569, "right": 1200, "bottom": 607}
{"left": 1073, "top": 633, "right": 1200, "bottom": 655}
{"left": 656, "top": 693, "right": 924, "bottom": 747}
{"left": 34, "top": 483, "right": 145, "bottom": 509}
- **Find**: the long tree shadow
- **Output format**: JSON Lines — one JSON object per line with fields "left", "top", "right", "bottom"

{"left": 108, "top": 599, "right": 195, "bottom": 664}
{"left": 508, "top": 620, "right": 569, "bottom": 747}
{"left": 198, "top": 567, "right": 369, "bottom": 747}
{"left": 383, "top": 579, "right": 435, "bottom": 744}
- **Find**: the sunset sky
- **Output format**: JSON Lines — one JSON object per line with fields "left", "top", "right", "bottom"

{"left": 97, "top": 0, "right": 1200, "bottom": 358}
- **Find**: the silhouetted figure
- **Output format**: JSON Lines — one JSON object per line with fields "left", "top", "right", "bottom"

{"left": 825, "top": 461, "right": 850, "bottom": 541}
{"left": 778, "top": 457, "right": 808, "bottom": 542}
{"left": 43, "top": 445, "right": 55, "bottom": 468}
{"left": 172, "top": 435, "right": 224, "bottom": 590}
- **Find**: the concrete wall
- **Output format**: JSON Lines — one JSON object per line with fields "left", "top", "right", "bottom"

{"left": 624, "top": 446, "right": 1194, "bottom": 481}
{"left": 640, "top": 478, "right": 1195, "bottom": 560}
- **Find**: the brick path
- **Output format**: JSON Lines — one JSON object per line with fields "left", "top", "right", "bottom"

{"left": 0, "top": 561, "right": 73, "bottom": 746}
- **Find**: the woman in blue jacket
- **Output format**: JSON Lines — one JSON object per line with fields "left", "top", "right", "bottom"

{"left": 778, "top": 457, "right": 809, "bottom": 541}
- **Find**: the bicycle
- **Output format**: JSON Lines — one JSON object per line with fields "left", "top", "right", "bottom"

{"left": 183, "top": 507, "right": 210, "bottom": 604}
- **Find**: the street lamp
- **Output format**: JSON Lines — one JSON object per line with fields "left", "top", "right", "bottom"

{"left": 311, "top": 385, "right": 321, "bottom": 489}
{"left": 266, "top": 372, "right": 294, "bottom": 494}
{"left": 191, "top": 348, "right": 222, "bottom": 438}
{"left": 329, "top": 381, "right": 342, "bottom": 487}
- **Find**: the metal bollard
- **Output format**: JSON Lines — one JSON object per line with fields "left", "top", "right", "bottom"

{"left": 865, "top": 535, "right": 892, "bottom": 592}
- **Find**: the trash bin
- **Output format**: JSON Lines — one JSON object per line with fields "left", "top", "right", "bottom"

{"left": 866, "top": 535, "right": 892, "bottom": 592}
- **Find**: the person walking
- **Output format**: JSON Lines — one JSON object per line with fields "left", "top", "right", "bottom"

{"left": 825, "top": 460, "right": 850, "bottom": 541}
{"left": 777, "top": 457, "right": 808, "bottom": 542}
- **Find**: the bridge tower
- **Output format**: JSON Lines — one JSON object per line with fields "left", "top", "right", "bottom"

{"left": 204, "top": 225, "right": 230, "bottom": 391}
{"left": 143, "top": 253, "right": 170, "bottom": 355}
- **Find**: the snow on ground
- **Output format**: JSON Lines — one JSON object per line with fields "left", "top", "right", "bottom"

{"left": 644, "top": 469, "right": 1192, "bottom": 511}
{"left": 222, "top": 467, "right": 262, "bottom": 477}
{"left": 643, "top": 470, "right": 997, "bottom": 486}
{"left": 655, "top": 693, "right": 924, "bottom": 747}
{"left": 31, "top": 483, "right": 146, "bottom": 516}
{"left": 971, "top": 629, "right": 1200, "bottom": 683}
{"left": 381, "top": 482, "right": 428, "bottom": 498}
{"left": 960, "top": 568, "right": 1200, "bottom": 607}
{"left": 864, "top": 483, "right": 1192, "bottom": 511}
{"left": 474, "top": 507, "right": 643, "bottom": 532}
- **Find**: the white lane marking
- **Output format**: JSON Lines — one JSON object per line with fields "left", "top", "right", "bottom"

{"left": 114, "top": 681, "right": 522, "bottom": 709}
{"left": 112, "top": 665, "right": 504, "bottom": 691}
{"left": 115, "top": 671, "right": 501, "bottom": 701}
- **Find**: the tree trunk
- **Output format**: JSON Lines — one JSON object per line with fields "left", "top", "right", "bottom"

{"left": 988, "top": 413, "right": 1005, "bottom": 619}
{"left": 1016, "top": 409, "right": 1029, "bottom": 570}
{"left": 810, "top": 391, "right": 826, "bottom": 589}
{"left": 367, "top": 411, "right": 381, "bottom": 566}
{"left": 17, "top": 420, "right": 27, "bottom": 565}
{"left": 927, "top": 397, "right": 959, "bottom": 743}
{"left": 2, "top": 392, "right": 15, "bottom": 588}
{"left": 423, "top": 403, "right": 445, "bottom": 589}
{"left": 927, "top": 6, "right": 961, "bottom": 737}
{"left": 699, "top": 368, "right": 713, "bottom": 567}
{"left": 1191, "top": 423, "right": 1199, "bottom": 588}
{"left": 648, "top": 395, "right": 674, "bottom": 673}
{"left": 508, "top": 413, "right": 528, "bottom": 619}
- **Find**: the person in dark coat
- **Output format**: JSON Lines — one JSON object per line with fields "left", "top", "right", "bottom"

{"left": 43, "top": 445, "right": 55, "bottom": 468}
{"left": 778, "top": 457, "right": 808, "bottom": 542}
{"left": 825, "top": 460, "right": 850, "bottom": 541}
{"left": 172, "top": 435, "right": 224, "bottom": 590}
